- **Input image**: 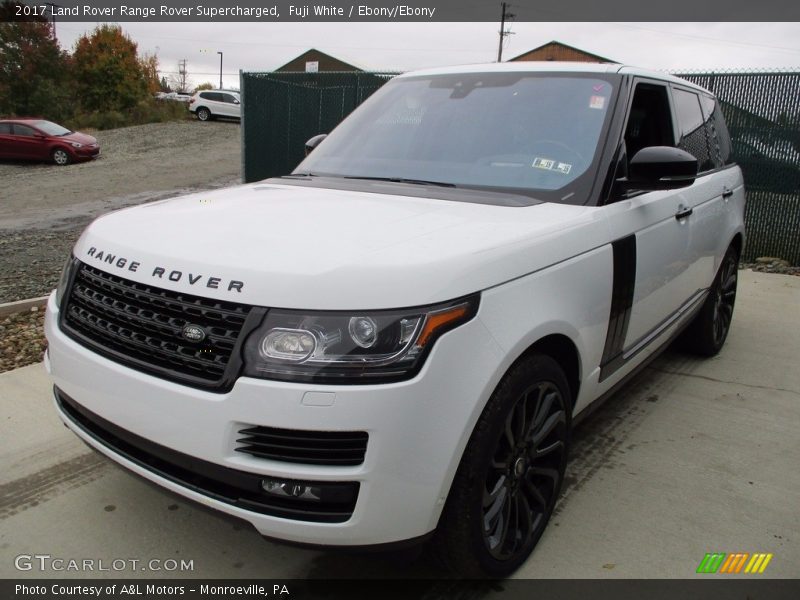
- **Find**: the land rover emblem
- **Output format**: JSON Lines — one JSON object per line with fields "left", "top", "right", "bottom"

{"left": 181, "top": 324, "right": 206, "bottom": 343}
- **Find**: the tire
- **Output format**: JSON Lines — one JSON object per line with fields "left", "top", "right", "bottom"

{"left": 432, "top": 354, "right": 571, "bottom": 577}
{"left": 196, "top": 107, "right": 211, "bottom": 121}
{"left": 680, "top": 244, "right": 739, "bottom": 356}
{"left": 52, "top": 148, "right": 71, "bottom": 166}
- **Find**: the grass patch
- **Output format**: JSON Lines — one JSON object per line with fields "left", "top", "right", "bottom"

{"left": 66, "top": 99, "right": 191, "bottom": 131}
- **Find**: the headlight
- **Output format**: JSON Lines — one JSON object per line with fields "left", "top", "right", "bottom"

{"left": 55, "top": 256, "right": 77, "bottom": 307}
{"left": 69, "top": 142, "right": 83, "bottom": 148}
{"left": 242, "top": 295, "right": 479, "bottom": 383}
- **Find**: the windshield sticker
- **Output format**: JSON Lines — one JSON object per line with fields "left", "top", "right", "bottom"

{"left": 532, "top": 158, "right": 572, "bottom": 174}
{"left": 589, "top": 95, "right": 606, "bottom": 110}
{"left": 593, "top": 83, "right": 605, "bottom": 92}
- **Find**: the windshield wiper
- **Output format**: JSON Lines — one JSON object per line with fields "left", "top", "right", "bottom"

{"left": 343, "top": 176, "right": 456, "bottom": 188}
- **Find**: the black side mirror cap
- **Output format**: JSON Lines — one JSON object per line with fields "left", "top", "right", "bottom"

{"left": 619, "top": 146, "right": 698, "bottom": 191}
{"left": 304, "top": 134, "right": 327, "bottom": 156}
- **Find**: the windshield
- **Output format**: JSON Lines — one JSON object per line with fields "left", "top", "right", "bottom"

{"left": 295, "top": 72, "right": 618, "bottom": 204}
{"left": 34, "top": 120, "right": 71, "bottom": 136}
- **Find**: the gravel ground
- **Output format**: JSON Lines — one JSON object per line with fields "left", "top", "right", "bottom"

{"left": 0, "top": 119, "right": 241, "bottom": 304}
{"left": 0, "top": 309, "right": 46, "bottom": 373}
{"left": 0, "top": 118, "right": 241, "bottom": 373}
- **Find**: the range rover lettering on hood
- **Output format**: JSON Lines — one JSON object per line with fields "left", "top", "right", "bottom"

{"left": 85, "top": 247, "right": 244, "bottom": 293}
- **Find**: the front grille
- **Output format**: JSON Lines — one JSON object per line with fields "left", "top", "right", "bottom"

{"left": 56, "top": 388, "right": 359, "bottom": 523}
{"left": 236, "top": 426, "right": 369, "bottom": 466}
{"left": 62, "top": 262, "right": 258, "bottom": 391}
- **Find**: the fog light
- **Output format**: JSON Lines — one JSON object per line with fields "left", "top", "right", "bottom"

{"left": 259, "top": 477, "right": 359, "bottom": 506}
{"left": 261, "top": 479, "right": 322, "bottom": 501}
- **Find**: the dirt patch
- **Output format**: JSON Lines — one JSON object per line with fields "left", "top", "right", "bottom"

{"left": 0, "top": 119, "right": 241, "bottom": 304}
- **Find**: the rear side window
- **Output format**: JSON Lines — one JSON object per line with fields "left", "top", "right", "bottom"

{"left": 672, "top": 88, "right": 713, "bottom": 172}
{"left": 12, "top": 124, "right": 37, "bottom": 137}
{"left": 700, "top": 94, "right": 732, "bottom": 167}
{"left": 200, "top": 92, "right": 223, "bottom": 101}
{"left": 0, "top": 123, "right": 11, "bottom": 134}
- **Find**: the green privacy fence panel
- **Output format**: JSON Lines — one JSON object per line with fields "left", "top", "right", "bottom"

{"left": 675, "top": 70, "right": 800, "bottom": 264}
{"left": 241, "top": 71, "right": 397, "bottom": 183}
{"left": 242, "top": 69, "right": 800, "bottom": 264}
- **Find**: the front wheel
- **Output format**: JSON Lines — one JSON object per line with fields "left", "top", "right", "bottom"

{"left": 52, "top": 148, "right": 71, "bottom": 166}
{"left": 432, "top": 354, "right": 570, "bottom": 577}
{"left": 680, "top": 244, "right": 739, "bottom": 356}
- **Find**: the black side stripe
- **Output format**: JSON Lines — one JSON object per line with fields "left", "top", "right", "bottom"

{"left": 600, "top": 235, "right": 637, "bottom": 382}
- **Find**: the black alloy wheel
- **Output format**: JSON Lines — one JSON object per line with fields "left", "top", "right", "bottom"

{"left": 482, "top": 380, "right": 567, "bottom": 560}
{"left": 433, "top": 354, "right": 571, "bottom": 577}
{"left": 680, "top": 243, "right": 739, "bottom": 356}
{"left": 711, "top": 251, "right": 738, "bottom": 348}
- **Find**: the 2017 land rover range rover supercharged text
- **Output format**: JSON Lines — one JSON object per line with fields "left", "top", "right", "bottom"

{"left": 45, "top": 63, "right": 744, "bottom": 577}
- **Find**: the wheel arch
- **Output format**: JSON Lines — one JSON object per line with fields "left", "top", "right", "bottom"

{"left": 511, "top": 333, "right": 582, "bottom": 412}
{"left": 730, "top": 232, "right": 744, "bottom": 259}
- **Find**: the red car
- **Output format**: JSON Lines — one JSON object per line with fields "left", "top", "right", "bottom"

{"left": 0, "top": 118, "right": 100, "bottom": 165}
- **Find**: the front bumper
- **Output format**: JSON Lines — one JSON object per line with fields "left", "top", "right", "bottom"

{"left": 45, "top": 293, "right": 504, "bottom": 546}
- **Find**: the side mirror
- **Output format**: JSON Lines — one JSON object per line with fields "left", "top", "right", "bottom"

{"left": 620, "top": 146, "right": 698, "bottom": 191}
{"left": 304, "top": 134, "right": 327, "bottom": 156}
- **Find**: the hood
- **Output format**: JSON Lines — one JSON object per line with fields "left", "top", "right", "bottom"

{"left": 61, "top": 131, "right": 97, "bottom": 145}
{"left": 74, "top": 182, "right": 609, "bottom": 310}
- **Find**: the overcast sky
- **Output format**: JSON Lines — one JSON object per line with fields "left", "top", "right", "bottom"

{"left": 53, "top": 22, "right": 800, "bottom": 89}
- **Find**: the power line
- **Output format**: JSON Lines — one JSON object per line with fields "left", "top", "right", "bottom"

{"left": 497, "top": 2, "right": 515, "bottom": 62}
{"left": 610, "top": 23, "right": 800, "bottom": 55}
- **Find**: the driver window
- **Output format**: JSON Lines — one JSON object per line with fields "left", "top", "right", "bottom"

{"left": 624, "top": 83, "right": 675, "bottom": 162}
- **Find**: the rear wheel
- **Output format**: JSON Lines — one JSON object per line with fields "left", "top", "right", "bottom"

{"left": 433, "top": 354, "right": 570, "bottom": 577}
{"left": 52, "top": 148, "right": 71, "bottom": 166}
{"left": 680, "top": 244, "right": 739, "bottom": 356}
{"left": 196, "top": 107, "right": 211, "bottom": 121}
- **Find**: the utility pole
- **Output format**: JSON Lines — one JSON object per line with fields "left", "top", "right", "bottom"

{"left": 497, "top": 2, "right": 515, "bottom": 62}
{"left": 217, "top": 52, "right": 223, "bottom": 89}
{"left": 178, "top": 59, "right": 187, "bottom": 93}
{"left": 45, "top": 2, "right": 59, "bottom": 40}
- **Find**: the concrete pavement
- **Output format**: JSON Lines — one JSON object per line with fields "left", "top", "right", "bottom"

{"left": 1, "top": 269, "right": 798, "bottom": 579}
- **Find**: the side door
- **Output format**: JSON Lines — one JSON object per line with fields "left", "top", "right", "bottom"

{"left": 221, "top": 93, "right": 241, "bottom": 118}
{"left": 10, "top": 124, "right": 45, "bottom": 159}
{"left": 600, "top": 78, "right": 700, "bottom": 380}
{"left": 0, "top": 123, "right": 13, "bottom": 158}
{"left": 205, "top": 92, "right": 224, "bottom": 115}
{"left": 216, "top": 93, "right": 233, "bottom": 117}
{"left": 671, "top": 87, "right": 741, "bottom": 291}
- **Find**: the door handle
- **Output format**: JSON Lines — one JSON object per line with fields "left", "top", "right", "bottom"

{"left": 675, "top": 205, "right": 693, "bottom": 220}
{"left": 722, "top": 188, "right": 734, "bottom": 199}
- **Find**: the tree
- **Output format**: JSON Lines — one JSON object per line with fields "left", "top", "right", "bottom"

{"left": 140, "top": 53, "right": 161, "bottom": 96}
{"left": 72, "top": 24, "right": 149, "bottom": 112}
{"left": 194, "top": 82, "right": 215, "bottom": 91}
{"left": 0, "top": 2, "right": 70, "bottom": 118}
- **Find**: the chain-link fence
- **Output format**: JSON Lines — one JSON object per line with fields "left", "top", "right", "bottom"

{"left": 240, "top": 72, "right": 397, "bottom": 183}
{"left": 241, "top": 69, "right": 800, "bottom": 264}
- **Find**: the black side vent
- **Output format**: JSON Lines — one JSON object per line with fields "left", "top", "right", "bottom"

{"left": 236, "top": 426, "right": 368, "bottom": 466}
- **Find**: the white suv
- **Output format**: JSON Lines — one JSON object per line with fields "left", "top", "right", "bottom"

{"left": 188, "top": 90, "right": 241, "bottom": 121}
{"left": 46, "top": 63, "right": 744, "bottom": 577}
